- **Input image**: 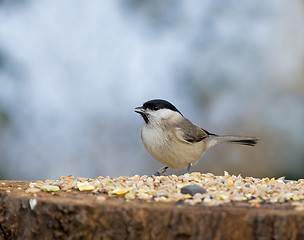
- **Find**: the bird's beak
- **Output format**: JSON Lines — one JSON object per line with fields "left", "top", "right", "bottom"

{"left": 135, "top": 107, "right": 145, "bottom": 114}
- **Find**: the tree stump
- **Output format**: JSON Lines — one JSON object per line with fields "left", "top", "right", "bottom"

{"left": 0, "top": 180, "right": 304, "bottom": 240}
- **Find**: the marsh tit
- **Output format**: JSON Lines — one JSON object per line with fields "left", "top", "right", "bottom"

{"left": 135, "top": 99, "right": 259, "bottom": 176}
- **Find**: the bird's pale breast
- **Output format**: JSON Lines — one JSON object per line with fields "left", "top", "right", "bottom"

{"left": 141, "top": 125, "right": 206, "bottom": 168}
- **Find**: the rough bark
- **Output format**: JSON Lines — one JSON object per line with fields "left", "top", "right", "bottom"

{"left": 0, "top": 180, "right": 304, "bottom": 240}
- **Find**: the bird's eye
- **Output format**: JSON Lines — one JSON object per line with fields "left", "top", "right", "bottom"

{"left": 153, "top": 106, "right": 159, "bottom": 111}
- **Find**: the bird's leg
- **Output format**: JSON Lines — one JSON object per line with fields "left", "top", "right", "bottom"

{"left": 186, "top": 163, "right": 192, "bottom": 173}
{"left": 153, "top": 166, "right": 169, "bottom": 176}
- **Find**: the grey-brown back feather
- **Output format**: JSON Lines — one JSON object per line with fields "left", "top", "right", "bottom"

{"left": 175, "top": 118, "right": 210, "bottom": 143}
{"left": 174, "top": 118, "right": 258, "bottom": 147}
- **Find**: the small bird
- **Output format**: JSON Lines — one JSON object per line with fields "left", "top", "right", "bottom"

{"left": 135, "top": 99, "right": 259, "bottom": 176}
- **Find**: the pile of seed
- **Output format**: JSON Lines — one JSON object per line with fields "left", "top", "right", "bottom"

{"left": 25, "top": 172, "right": 304, "bottom": 210}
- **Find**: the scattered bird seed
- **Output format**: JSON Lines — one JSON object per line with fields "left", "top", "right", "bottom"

{"left": 40, "top": 185, "right": 60, "bottom": 192}
{"left": 24, "top": 172, "right": 304, "bottom": 209}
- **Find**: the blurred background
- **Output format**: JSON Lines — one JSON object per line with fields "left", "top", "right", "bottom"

{"left": 0, "top": 0, "right": 304, "bottom": 180}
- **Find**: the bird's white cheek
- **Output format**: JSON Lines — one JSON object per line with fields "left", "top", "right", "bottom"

{"left": 147, "top": 109, "right": 178, "bottom": 123}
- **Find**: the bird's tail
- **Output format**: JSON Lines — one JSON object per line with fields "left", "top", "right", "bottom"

{"left": 206, "top": 135, "right": 259, "bottom": 149}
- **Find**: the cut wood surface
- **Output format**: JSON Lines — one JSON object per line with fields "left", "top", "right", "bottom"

{"left": 0, "top": 180, "right": 304, "bottom": 240}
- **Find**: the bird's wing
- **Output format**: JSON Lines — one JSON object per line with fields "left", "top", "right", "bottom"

{"left": 175, "top": 119, "right": 211, "bottom": 143}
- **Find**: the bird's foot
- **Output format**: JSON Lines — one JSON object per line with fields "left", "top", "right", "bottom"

{"left": 153, "top": 166, "right": 169, "bottom": 176}
{"left": 185, "top": 163, "right": 193, "bottom": 174}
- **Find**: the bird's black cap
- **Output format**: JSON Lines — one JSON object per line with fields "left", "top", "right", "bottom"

{"left": 142, "top": 99, "right": 182, "bottom": 115}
